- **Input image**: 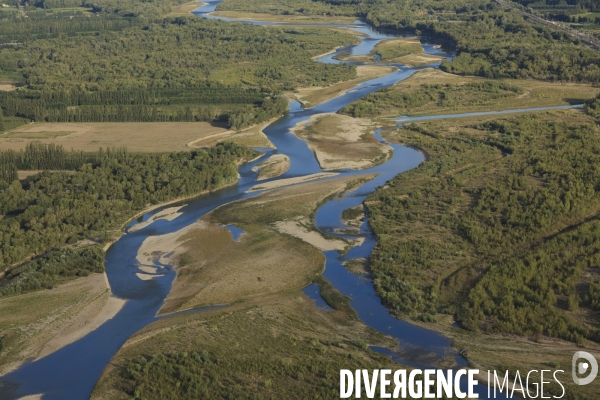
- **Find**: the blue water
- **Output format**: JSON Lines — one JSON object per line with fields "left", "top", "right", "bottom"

{"left": 0, "top": 2, "right": 563, "bottom": 398}
{"left": 301, "top": 283, "right": 334, "bottom": 312}
{"left": 221, "top": 224, "right": 245, "bottom": 241}
{"left": 396, "top": 104, "right": 584, "bottom": 125}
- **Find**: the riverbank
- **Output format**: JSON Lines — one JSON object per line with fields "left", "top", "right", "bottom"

{"left": 0, "top": 273, "right": 125, "bottom": 376}
{"left": 290, "top": 113, "right": 392, "bottom": 170}
{"left": 287, "top": 65, "right": 398, "bottom": 108}
{"left": 365, "top": 108, "right": 600, "bottom": 398}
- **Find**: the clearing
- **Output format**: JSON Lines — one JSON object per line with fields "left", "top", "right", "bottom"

{"left": 168, "top": 1, "right": 205, "bottom": 16}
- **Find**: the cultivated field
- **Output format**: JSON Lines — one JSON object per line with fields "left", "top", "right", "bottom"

{"left": 0, "top": 122, "right": 230, "bottom": 152}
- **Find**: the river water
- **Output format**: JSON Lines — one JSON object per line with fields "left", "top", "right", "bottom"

{"left": 0, "top": 2, "right": 580, "bottom": 399}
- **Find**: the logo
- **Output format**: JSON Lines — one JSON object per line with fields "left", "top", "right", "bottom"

{"left": 572, "top": 351, "right": 598, "bottom": 385}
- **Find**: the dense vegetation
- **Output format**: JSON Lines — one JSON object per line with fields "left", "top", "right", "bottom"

{"left": 219, "top": 0, "right": 600, "bottom": 84}
{"left": 0, "top": 16, "right": 356, "bottom": 129}
{"left": 586, "top": 93, "right": 600, "bottom": 121}
{"left": 0, "top": 142, "right": 256, "bottom": 275}
{"left": 342, "top": 80, "right": 522, "bottom": 117}
{"left": 0, "top": 246, "right": 104, "bottom": 296}
{"left": 366, "top": 111, "right": 600, "bottom": 344}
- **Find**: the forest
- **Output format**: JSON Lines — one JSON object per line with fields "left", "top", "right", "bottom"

{"left": 365, "top": 110, "right": 600, "bottom": 344}
{"left": 219, "top": 0, "right": 600, "bottom": 84}
{"left": 0, "top": 142, "right": 257, "bottom": 288}
{"left": 0, "top": 245, "right": 105, "bottom": 296}
{"left": 0, "top": 16, "right": 356, "bottom": 129}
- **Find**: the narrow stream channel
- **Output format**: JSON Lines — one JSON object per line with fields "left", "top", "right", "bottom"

{"left": 0, "top": 2, "right": 581, "bottom": 398}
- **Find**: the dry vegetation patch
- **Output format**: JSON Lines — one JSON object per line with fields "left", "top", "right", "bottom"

{"left": 291, "top": 113, "right": 392, "bottom": 170}
{"left": 0, "top": 273, "right": 124, "bottom": 375}
{"left": 189, "top": 119, "right": 276, "bottom": 149}
{"left": 253, "top": 154, "right": 290, "bottom": 180}
{"left": 168, "top": 0, "right": 205, "bottom": 16}
{"left": 209, "top": 10, "right": 356, "bottom": 24}
{"left": 373, "top": 38, "right": 424, "bottom": 62}
{"left": 159, "top": 175, "right": 374, "bottom": 315}
{"left": 0, "top": 84, "right": 16, "bottom": 92}
{"left": 0, "top": 122, "right": 230, "bottom": 152}
{"left": 289, "top": 65, "right": 397, "bottom": 107}
{"left": 346, "top": 68, "right": 600, "bottom": 118}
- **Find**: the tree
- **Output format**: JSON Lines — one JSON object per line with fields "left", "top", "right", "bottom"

{"left": 0, "top": 108, "right": 5, "bottom": 132}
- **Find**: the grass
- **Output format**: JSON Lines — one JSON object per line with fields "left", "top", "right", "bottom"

{"left": 1, "top": 131, "right": 74, "bottom": 139}
{"left": 168, "top": 1, "right": 205, "bottom": 16}
{"left": 209, "top": 10, "right": 357, "bottom": 25}
{"left": 0, "top": 121, "right": 230, "bottom": 152}
{"left": 292, "top": 113, "right": 390, "bottom": 170}
{"left": 392, "top": 53, "right": 445, "bottom": 67}
{"left": 1, "top": 116, "right": 29, "bottom": 131}
{"left": 341, "top": 68, "right": 600, "bottom": 118}
{"left": 255, "top": 155, "right": 290, "bottom": 180}
{"left": 373, "top": 38, "right": 424, "bottom": 62}
{"left": 160, "top": 175, "right": 374, "bottom": 316}
{"left": 288, "top": 65, "right": 397, "bottom": 108}
{"left": 161, "top": 223, "right": 324, "bottom": 314}
{"left": 47, "top": 6, "right": 93, "bottom": 15}
{"left": 0, "top": 273, "right": 111, "bottom": 375}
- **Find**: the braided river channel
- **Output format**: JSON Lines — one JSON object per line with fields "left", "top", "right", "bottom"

{"left": 0, "top": 2, "right": 581, "bottom": 398}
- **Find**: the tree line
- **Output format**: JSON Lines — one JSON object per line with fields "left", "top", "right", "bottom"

{"left": 0, "top": 16, "right": 356, "bottom": 129}
{"left": 0, "top": 142, "right": 257, "bottom": 277}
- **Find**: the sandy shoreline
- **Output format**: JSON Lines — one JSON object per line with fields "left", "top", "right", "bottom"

{"left": 0, "top": 273, "right": 126, "bottom": 376}
{"left": 247, "top": 172, "right": 339, "bottom": 192}
{"left": 127, "top": 205, "right": 186, "bottom": 233}
{"left": 253, "top": 154, "right": 290, "bottom": 180}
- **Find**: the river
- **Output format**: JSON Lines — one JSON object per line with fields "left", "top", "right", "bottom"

{"left": 0, "top": 2, "right": 580, "bottom": 399}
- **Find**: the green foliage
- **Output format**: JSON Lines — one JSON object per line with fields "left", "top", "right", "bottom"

{"left": 216, "top": 0, "right": 361, "bottom": 16}
{"left": 341, "top": 207, "right": 362, "bottom": 220}
{"left": 428, "top": 11, "right": 600, "bottom": 83}
{"left": 586, "top": 279, "right": 600, "bottom": 311}
{"left": 366, "top": 113, "right": 600, "bottom": 343}
{"left": 586, "top": 93, "right": 600, "bottom": 122}
{"left": 341, "top": 80, "right": 522, "bottom": 117}
{"left": 374, "top": 41, "right": 423, "bottom": 61}
{"left": 116, "top": 342, "right": 386, "bottom": 399}
{"left": 0, "top": 161, "right": 17, "bottom": 184}
{"left": 0, "top": 246, "right": 104, "bottom": 296}
{"left": 0, "top": 16, "right": 356, "bottom": 127}
{"left": 0, "top": 142, "right": 257, "bottom": 269}
{"left": 0, "top": 17, "right": 355, "bottom": 91}
{"left": 222, "top": 0, "right": 600, "bottom": 84}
